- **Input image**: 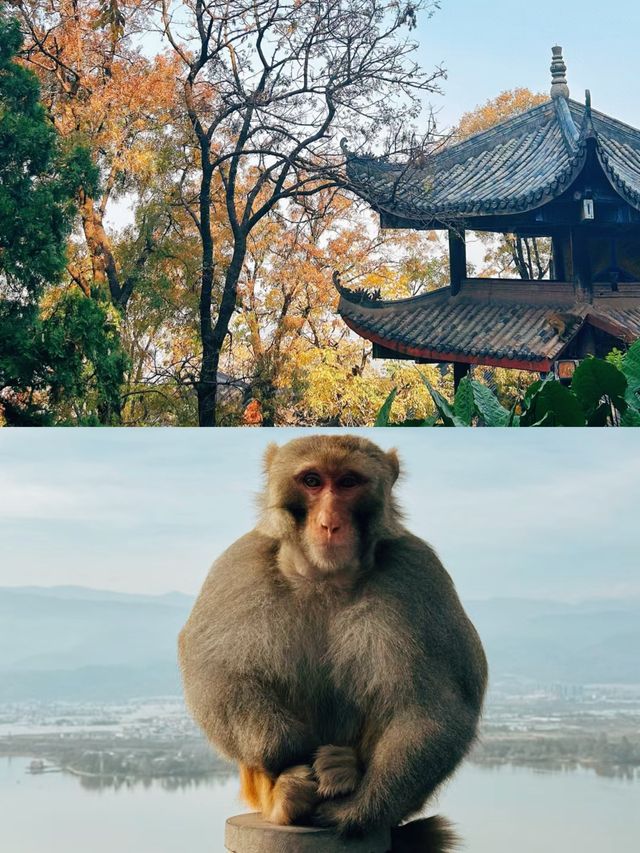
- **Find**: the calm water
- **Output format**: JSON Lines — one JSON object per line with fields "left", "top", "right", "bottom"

{"left": 1, "top": 757, "right": 639, "bottom": 853}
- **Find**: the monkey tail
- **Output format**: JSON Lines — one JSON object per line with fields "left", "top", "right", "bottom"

{"left": 391, "top": 815, "right": 460, "bottom": 853}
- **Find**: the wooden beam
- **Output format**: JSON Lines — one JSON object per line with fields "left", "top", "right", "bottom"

{"left": 551, "top": 234, "right": 567, "bottom": 280}
{"left": 448, "top": 229, "right": 467, "bottom": 296}
{"left": 577, "top": 324, "right": 596, "bottom": 357}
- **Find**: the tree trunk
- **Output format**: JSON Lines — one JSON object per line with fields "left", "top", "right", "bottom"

{"left": 198, "top": 234, "right": 248, "bottom": 426}
{"left": 196, "top": 159, "right": 217, "bottom": 427}
{"left": 197, "top": 345, "right": 219, "bottom": 427}
{"left": 78, "top": 192, "right": 124, "bottom": 306}
{"left": 512, "top": 236, "right": 531, "bottom": 280}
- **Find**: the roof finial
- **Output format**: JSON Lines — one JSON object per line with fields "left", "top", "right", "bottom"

{"left": 550, "top": 45, "right": 570, "bottom": 100}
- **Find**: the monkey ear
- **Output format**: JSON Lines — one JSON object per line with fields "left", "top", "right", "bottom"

{"left": 386, "top": 449, "right": 401, "bottom": 484}
{"left": 263, "top": 443, "right": 279, "bottom": 472}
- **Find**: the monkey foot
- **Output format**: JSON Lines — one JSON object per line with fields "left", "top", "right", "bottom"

{"left": 313, "top": 745, "right": 362, "bottom": 799}
{"left": 267, "top": 764, "right": 319, "bottom": 825}
{"left": 312, "top": 795, "right": 367, "bottom": 837}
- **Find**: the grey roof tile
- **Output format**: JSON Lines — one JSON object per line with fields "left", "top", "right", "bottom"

{"left": 338, "top": 281, "right": 640, "bottom": 370}
{"left": 346, "top": 98, "right": 640, "bottom": 220}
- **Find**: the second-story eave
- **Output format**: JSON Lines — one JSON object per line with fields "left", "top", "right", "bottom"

{"left": 336, "top": 279, "right": 640, "bottom": 371}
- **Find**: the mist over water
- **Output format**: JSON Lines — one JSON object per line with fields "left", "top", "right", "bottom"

{"left": 1, "top": 758, "right": 638, "bottom": 853}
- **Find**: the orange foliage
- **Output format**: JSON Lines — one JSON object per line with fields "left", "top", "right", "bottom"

{"left": 456, "top": 88, "right": 547, "bottom": 140}
{"left": 19, "top": 1, "right": 178, "bottom": 184}
{"left": 243, "top": 399, "right": 263, "bottom": 426}
{"left": 17, "top": 0, "right": 181, "bottom": 303}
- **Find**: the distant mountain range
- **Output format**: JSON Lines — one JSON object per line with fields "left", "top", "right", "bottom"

{"left": 0, "top": 586, "right": 191, "bottom": 701}
{"left": 465, "top": 597, "right": 640, "bottom": 686}
{"left": 0, "top": 586, "right": 638, "bottom": 701}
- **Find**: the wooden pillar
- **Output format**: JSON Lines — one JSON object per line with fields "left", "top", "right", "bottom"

{"left": 551, "top": 234, "right": 567, "bottom": 281}
{"left": 448, "top": 228, "right": 467, "bottom": 296}
{"left": 225, "top": 814, "right": 390, "bottom": 853}
{"left": 577, "top": 324, "right": 596, "bottom": 358}
{"left": 453, "top": 361, "right": 470, "bottom": 391}
{"left": 571, "top": 227, "right": 592, "bottom": 300}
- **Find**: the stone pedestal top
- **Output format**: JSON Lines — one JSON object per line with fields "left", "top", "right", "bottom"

{"left": 224, "top": 813, "right": 391, "bottom": 853}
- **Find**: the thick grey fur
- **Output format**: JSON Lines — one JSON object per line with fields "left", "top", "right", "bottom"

{"left": 179, "top": 435, "right": 488, "bottom": 840}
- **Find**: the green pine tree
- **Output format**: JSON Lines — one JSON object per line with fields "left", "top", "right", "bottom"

{"left": 0, "top": 8, "right": 127, "bottom": 424}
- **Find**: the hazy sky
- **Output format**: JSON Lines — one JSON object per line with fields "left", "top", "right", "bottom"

{"left": 1, "top": 429, "right": 638, "bottom": 602}
{"left": 416, "top": 0, "right": 640, "bottom": 130}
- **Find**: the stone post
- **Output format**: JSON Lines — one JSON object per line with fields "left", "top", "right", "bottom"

{"left": 225, "top": 814, "right": 391, "bottom": 853}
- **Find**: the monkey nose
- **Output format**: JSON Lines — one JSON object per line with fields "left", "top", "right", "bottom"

{"left": 320, "top": 520, "right": 341, "bottom": 536}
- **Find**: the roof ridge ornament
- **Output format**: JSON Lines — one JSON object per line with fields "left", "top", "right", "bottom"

{"left": 550, "top": 45, "right": 570, "bottom": 99}
{"left": 579, "top": 89, "right": 597, "bottom": 141}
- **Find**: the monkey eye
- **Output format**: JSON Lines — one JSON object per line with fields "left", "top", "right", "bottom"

{"left": 301, "top": 472, "right": 322, "bottom": 488}
{"left": 338, "top": 474, "right": 361, "bottom": 489}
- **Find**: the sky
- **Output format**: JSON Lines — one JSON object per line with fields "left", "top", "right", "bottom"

{"left": 1, "top": 429, "right": 638, "bottom": 603}
{"left": 416, "top": 0, "right": 640, "bottom": 131}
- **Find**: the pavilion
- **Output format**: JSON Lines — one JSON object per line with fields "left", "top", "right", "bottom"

{"left": 337, "top": 47, "right": 640, "bottom": 385}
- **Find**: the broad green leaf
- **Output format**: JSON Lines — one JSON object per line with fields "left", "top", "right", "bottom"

{"left": 421, "top": 413, "right": 439, "bottom": 426}
{"left": 388, "top": 414, "right": 439, "bottom": 427}
{"left": 621, "top": 406, "right": 640, "bottom": 427}
{"left": 419, "top": 373, "right": 465, "bottom": 426}
{"left": 523, "top": 378, "right": 545, "bottom": 406}
{"left": 529, "top": 410, "right": 554, "bottom": 427}
{"left": 470, "top": 379, "right": 510, "bottom": 426}
{"left": 374, "top": 388, "right": 397, "bottom": 426}
{"left": 622, "top": 339, "right": 640, "bottom": 411}
{"left": 520, "top": 380, "right": 585, "bottom": 426}
{"left": 571, "top": 357, "right": 627, "bottom": 421}
{"left": 453, "top": 376, "right": 475, "bottom": 425}
{"left": 586, "top": 401, "right": 614, "bottom": 427}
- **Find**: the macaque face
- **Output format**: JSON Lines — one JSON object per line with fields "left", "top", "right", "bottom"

{"left": 294, "top": 465, "right": 368, "bottom": 572}
{"left": 260, "top": 435, "right": 401, "bottom": 581}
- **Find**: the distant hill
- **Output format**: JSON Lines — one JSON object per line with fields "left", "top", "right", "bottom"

{"left": 0, "top": 586, "right": 192, "bottom": 701}
{"left": 1, "top": 585, "right": 194, "bottom": 607}
{"left": 0, "top": 586, "right": 638, "bottom": 701}
{"left": 466, "top": 597, "right": 640, "bottom": 685}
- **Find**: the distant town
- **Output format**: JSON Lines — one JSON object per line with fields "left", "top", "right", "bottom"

{"left": 1, "top": 682, "right": 639, "bottom": 788}
{"left": 477, "top": 680, "right": 640, "bottom": 778}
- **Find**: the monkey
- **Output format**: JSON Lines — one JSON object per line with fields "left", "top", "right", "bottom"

{"left": 178, "top": 434, "right": 487, "bottom": 851}
{"left": 547, "top": 310, "right": 577, "bottom": 339}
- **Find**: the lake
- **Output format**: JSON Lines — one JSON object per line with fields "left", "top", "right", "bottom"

{"left": 1, "top": 757, "right": 638, "bottom": 852}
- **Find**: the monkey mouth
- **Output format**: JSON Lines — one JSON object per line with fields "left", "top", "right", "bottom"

{"left": 305, "top": 539, "right": 359, "bottom": 574}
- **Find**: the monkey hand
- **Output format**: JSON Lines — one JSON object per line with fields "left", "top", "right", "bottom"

{"left": 313, "top": 745, "right": 362, "bottom": 799}
{"left": 268, "top": 765, "right": 319, "bottom": 825}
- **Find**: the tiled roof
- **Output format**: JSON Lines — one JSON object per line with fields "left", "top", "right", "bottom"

{"left": 345, "top": 98, "right": 640, "bottom": 221}
{"left": 579, "top": 103, "right": 640, "bottom": 210}
{"left": 337, "top": 281, "right": 640, "bottom": 372}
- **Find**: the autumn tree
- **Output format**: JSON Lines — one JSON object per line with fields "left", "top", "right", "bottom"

{"left": 456, "top": 88, "right": 547, "bottom": 140}
{"left": 14, "top": 0, "right": 179, "bottom": 310}
{"left": 217, "top": 190, "right": 448, "bottom": 425}
{"left": 160, "top": 0, "right": 445, "bottom": 425}
{"left": 227, "top": 192, "right": 384, "bottom": 423}
{"left": 0, "top": 8, "right": 126, "bottom": 424}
